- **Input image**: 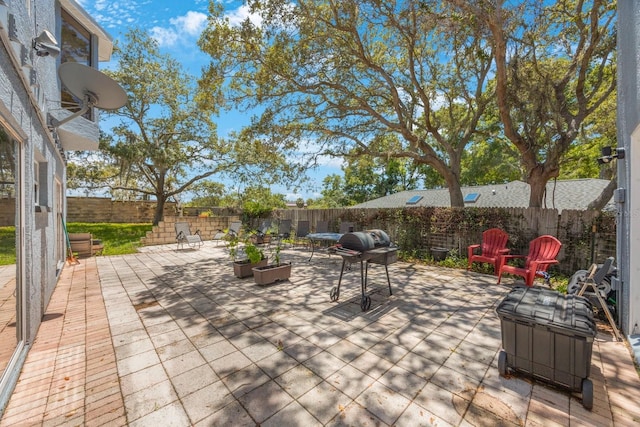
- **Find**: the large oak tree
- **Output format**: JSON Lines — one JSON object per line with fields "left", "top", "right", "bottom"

{"left": 451, "top": 0, "right": 616, "bottom": 207}
{"left": 80, "top": 29, "right": 233, "bottom": 224}
{"left": 198, "top": 0, "right": 495, "bottom": 207}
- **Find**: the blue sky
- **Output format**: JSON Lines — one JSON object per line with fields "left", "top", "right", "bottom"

{"left": 76, "top": 0, "right": 343, "bottom": 201}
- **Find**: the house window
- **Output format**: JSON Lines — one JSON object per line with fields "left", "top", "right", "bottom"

{"left": 33, "top": 161, "right": 39, "bottom": 206}
{"left": 60, "top": 9, "right": 92, "bottom": 118}
{"left": 33, "top": 157, "right": 48, "bottom": 209}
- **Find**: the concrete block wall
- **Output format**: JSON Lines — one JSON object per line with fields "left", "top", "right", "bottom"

{"left": 66, "top": 197, "right": 177, "bottom": 223}
{"left": 140, "top": 215, "right": 240, "bottom": 246}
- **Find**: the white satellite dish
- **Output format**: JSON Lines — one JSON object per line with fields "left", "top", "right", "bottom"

{"left": 52, "top": 62, "right": 127, "bottom": 128}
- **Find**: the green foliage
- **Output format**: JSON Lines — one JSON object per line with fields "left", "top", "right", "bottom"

{"left": 244, "top": 243, "right": 264, "bottom": 264}
{"left": 273, "top": 243, "right": 281, "bottom": 266}
{"left": 560, "top": 93, "right": 617, "bottom": 181}
{"left": 553, "top": 279, "right": 569, "bottom": 295}
{"left": 436, "top": 249, "right": 467, "bottom": 269}
{"left": 340, "top": 139, "right": 422, "bottom": 204}
{"left": 185, "top": 181, "right": 226, "bottom": 207}
{"left": 316, "top": 175, "right": 349, "bottom": 208}
{"left": 461, "top": 138, "right": 522, "bottom": 185}
{"left": 238, "top": 186, "right": 286, "bottom": 223}
{"left": 0, "top": 226, "right": 15, "bottom": 265}
{"left": 227, "top": 235, "right": 239, "bottom": 261}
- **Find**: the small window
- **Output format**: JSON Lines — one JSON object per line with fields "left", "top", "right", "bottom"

{"left": 34, "top": 161, "right": 39, "bottom": 206}
{"left": 464, "top": 193, "right": 480, "bottom": 203}
{"left": 33, "top": 156, "right": 48, "bottom": 208}
{"left": 406, "top": 195, "right": 423, "bottom": 205}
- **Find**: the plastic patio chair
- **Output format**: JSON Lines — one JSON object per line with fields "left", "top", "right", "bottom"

{"left": 212, "top": 221, "right": 242, "bottom": 246}
{"left": 293, "top": 220, "right": 310, "bottom": 249}
{"left": 275, "top": 219, "right": 292, "bottom": 247}
{"left": 339, "top": 221, "right": 356, "bottom": 233}
{"left": 315, "top": 220, "right": 329, "bottom": 233}
{"left": 497, "top": 235, "right": 562, "bottom": 287}
{"left": 467, "top": 228, "right": 510, "bottom": 274}
{"left": 257, "top": 219, "right": 272, "bottom": 236}
{"left": 175, "top": 222, "right": 203, "bottom": 250}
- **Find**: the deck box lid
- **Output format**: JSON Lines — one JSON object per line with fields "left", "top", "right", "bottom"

{"left": 496, "top": 287, "right": 596, "bottom": 338}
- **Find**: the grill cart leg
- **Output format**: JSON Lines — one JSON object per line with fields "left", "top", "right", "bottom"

{"left": 359, "top": 261, "right": 371, "bottom": 311}
{"left": 307, "top": 238, "right": 315, "bottom": 262}
{"left": 384, "top": 264, "right": 393, "bottom": 296}
{"left": 330, "top": 258, "right": 348, "bottom": 302}
{"left": 361, "top": 294, "right": 371, "bottom": 311}
{"left": 364, "top": 262, "right": 369, "bottom": 291}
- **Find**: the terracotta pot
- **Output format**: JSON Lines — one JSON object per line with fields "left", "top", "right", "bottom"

{"left": 250, "top": 235, "right": 271, "bottom": 245}
{"left": 252, "top": 262, "right": 292, "bottom": 285}
{"left": 233, "top": 258, "right": 268, "bottom": 278}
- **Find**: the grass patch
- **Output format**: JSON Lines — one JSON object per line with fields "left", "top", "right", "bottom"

{"left": 0, "top": 226, "right": 16, "bottom": 265}
{"left": 66, "top": 222, "right": 153, "bottom": 256}
{"left": 0, "top": 223, "right": 153, "bottom": 265}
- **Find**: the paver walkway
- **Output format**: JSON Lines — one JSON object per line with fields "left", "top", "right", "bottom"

{"left": 1, "top": 242, "right": 639, "bottom": 426}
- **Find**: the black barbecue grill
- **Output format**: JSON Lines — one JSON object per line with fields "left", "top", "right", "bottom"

{"left": 330, "top": 230, "right": 398, "bottom": 311}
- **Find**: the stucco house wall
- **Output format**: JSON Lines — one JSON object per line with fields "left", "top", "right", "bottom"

{"left": 0, "top": 0, "right": 112, "bottom": 413}
{"left": 616, "top": 1, "right": 640, "bottom": 353}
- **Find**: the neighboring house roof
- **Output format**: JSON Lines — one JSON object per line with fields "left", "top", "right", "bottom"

{"left": 350, "top": 179, "right": 614, "bottom": 212}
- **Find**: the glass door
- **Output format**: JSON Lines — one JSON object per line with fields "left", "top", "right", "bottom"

{"left": 0, "top": 125, "right": 23, "bottom": 389}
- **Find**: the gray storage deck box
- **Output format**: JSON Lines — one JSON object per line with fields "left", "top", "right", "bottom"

{"left": 496, "top": 287, "right": 596, "bottom": 409}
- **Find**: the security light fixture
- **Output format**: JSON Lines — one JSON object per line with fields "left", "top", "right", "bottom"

{"left": 33, "top": 30, "right": 60, "bottom": 57}
{"left": 597, "top": 146, "right": 625, "bottom": 164}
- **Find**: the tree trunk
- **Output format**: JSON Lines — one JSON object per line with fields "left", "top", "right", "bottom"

{"left": 153, "top": 195, "right": 166, "bottom": 226}
{"left": 588, "top": 177, "right": 617, "bottom": 211}
{"left": 443, "top": 172, "right": 464, "bottom": 208}
{"left": 527, "top": 163, "right": 560, "bottom": 209}
{"left": 448, "top": 185, "right": 464, "bottom": 208}
{"left": 527, "top": 171, "right": 549, "bottom": 209}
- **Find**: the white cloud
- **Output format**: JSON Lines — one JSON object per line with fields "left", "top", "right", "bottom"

{"left": 149, "top": 26, "right": 180, "bottom": 47}
{"left": 170, "top": 11, "right": 208, "bottom": 36}
{"left": 149, "top": 11, "right": 207, "bottom": 47}
{"left": 225, "top": 4, "right": 263, "bottom": 27}
{"left": 79, "top": 0, "right": 139, "bottom": 30}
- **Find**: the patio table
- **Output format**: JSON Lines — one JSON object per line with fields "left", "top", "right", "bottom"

{"left": 306, "top": 232, "right": 343, "bottom": 261}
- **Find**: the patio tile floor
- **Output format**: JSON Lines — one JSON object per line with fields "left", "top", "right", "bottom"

{"left": 1, "top": 241, "right": 639, "bottom": 426}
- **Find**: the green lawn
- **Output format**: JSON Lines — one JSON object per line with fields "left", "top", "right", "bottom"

{"left": 66, "top": 222, "right": 153, "bottom": 256}
{"left": 0, "top": 226, "right": 15, "bottom": 265}
{"left": 0, "top": 223, "right": 153, "bottom": 266}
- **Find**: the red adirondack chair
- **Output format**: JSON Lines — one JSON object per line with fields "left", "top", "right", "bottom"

{"left": 467, "top": 228, "right": 510, "bottom": 274}
{"left": 497, "top": 235, "right": 562, "bottom": 287}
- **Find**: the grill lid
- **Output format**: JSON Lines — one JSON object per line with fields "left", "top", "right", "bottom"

{"left": 338, "top": 229, "right": 391, "bottom": 252}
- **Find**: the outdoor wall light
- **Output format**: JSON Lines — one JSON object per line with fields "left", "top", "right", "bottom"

{"left": 33, "top": 30, "right": 60, "bottom": 57}
{"left": 597, "top": 146, "right": 625, "bottom": 164}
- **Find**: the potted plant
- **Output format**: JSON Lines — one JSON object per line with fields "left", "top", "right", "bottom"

{"left": 430, "top": 247, "right": 449, "bottom": 261}
{"left": 252, "top": 242, "right": 292, "bottom": 285}
{"left": 233, "top": 241, "right": 268, "bottom": 278}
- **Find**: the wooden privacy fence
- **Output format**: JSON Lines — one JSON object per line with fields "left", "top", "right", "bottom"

{"left": 0, "top": 195, "right": 615, "bottom": 275}
{"left": 269, "top": 207, "right": 616, "bottom": 276}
